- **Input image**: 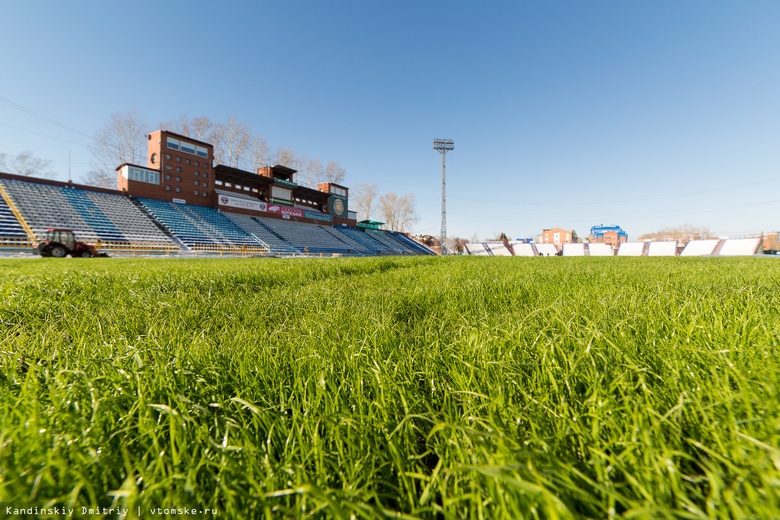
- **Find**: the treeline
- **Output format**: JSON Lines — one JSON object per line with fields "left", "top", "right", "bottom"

{"left": 83, "top": 110, "right": 345, "bottom": 189}
{"left": 350, "top": 183, "right": 418, "bottom": 232}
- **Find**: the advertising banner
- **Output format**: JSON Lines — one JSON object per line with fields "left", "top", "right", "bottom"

{"left": 218, "top": 195, "right": 267, "bottom": 212}
{"left": 304, "top": 210, "right": 333, "bottom": 222}
{"left": 267, "top": 204, "right": 304, "bottom": 218}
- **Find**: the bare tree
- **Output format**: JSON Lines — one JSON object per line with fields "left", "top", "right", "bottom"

{"left": 249, "top": 135, "right": 270, "bottom": 172}
{"left": 213, "top": 117, "right": 252, "bottom": 168}
{"left": 450, "top": 237, "right": 468, "bottom": 254}
{"left": 299, "top": 158, "right": 324, "bottom": 188}
{"left": 378, "top": 192, "right": 399, "bottom": 230}
{"left": 324, "top": 161, "right": 346, "bottom": 184}
{"left": 351, "top": 182, "right": 379, "bottom": 221}
{"left": 86, "top": 109, "right": 149, "bottom": 187}
{"left": 164, "top": 115, "right": 216, "bottom": 142}
{"left": 274, "top": 146, "right": 300, "bottom": 169}
{"left": 0, "top": 151, "right": 54, "bottom": 178}
{"left": 638, "top": 224, "right": 713, "bottom": 244}
{"left": 395, "top": 193, "right": 419, "bottom": 232}
{"left": 81, "top": 169, "right": 116, "bottom": 188}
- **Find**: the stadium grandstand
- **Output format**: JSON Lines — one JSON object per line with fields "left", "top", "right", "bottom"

{"left": 0, "top": 129, "right": 435, "bottom": 257}
{"left": 464, "top": 236, "right": 768, "bottom": 258}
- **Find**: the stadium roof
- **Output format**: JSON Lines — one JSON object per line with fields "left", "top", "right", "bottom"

{"left": 293, "top": 185, "right": 330, "bottom": 204}
{"left": 214, "top": 165, "right": 274, "bottom": 187}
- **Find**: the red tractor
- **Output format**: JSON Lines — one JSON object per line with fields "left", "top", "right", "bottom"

{"left": 35, "top": 228, "right": 107, "bottom": 258}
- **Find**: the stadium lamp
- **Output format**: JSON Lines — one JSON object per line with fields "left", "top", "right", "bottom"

{"left": 433, "top": 139, "right": 454, "bottom": 255}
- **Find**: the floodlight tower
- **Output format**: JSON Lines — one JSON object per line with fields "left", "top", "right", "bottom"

{"left": 433, "top": 138, "right": 454, "bottom": 255}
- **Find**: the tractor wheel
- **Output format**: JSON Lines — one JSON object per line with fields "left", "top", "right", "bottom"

{"left": 50, "top": 246, "right": 67, "bottom": 258}
{"left": 80, "top": 251, "right": 93, "bottom": 258}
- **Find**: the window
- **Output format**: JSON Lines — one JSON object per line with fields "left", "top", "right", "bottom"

{"left": 175, "top": 187, "right": 181, "bottom": 193}
{"left": 215, "top": 180, "right": 223, "bottom": 186}
{"left": 203, "top": 173, "right": 208, "bottom": 179}
{"left": 165, "top": 174, "right": 171, "bottom": 181}
{"left": 202, "top": 192, "right": 208, "bottom": 197}
{"left": 194, "top": 180, "right": 199, "bottom": 186}
{"left": 175, "top": 176, "right": 181, "bottom": 182}
{"left": 165, "top": 154, "right": 171, "bottom": 160}
{"left": 330, "top": 186, "right": 347, "bottom": 197}
{"left": 195, "top": 161, "right": 200, "bottom": 166}
{"left": 181, "top": 142, "right": 196, "bottom": 154}
{"left": 123, "top": 165, "right": 160, "bottom": 184}
{"left": 176, "top": 167, "right": 181, "bottom": 172}
{"left": 167, "top": 138, "right": 180, "bottom": 150}
{"left": 165, "top": 165, "right": 172, "bottom": 170}
{"left": 195, "top": 145, "right": 208, "bottom": 158}
{"left": 202, "top": 182, "right": 208, "bottom": 188}
{"left": 194, "top": 190, "right": 199, "bottom": 196}
{"left": 165, "top": 185, "right": 171, "bottom": 191}
{"left": 185, "top": 159, "right": 190, "bottom": 165}
{"left": 194, "top": 171, "right": 199, "bottom": 176}
{"left": 175, "top": 156, "right": 181, "bottom": 162}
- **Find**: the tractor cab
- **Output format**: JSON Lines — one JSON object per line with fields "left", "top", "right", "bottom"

{"left": 46, "top": 229, "right": 77, "bottom": 251}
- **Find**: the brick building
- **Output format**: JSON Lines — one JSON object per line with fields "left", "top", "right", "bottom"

{"left": 539, "top": 227, "right": 573, "bottom": 245}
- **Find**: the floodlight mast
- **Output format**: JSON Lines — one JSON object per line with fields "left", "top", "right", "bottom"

{"left": 433, "top": 139, "right": 454, "bottom": 255}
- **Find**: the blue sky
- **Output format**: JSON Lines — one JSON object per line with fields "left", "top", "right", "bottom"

{"left": 1, "top": 1, "right": 778, "bottom": 240}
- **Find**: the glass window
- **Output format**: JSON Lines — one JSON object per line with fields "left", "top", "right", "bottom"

{"left": 175, "top": 156, "right": 181, "bottom": 162}
{"left": 194, "top": 171, "right": 199, "bottom": 176}
{"left": 166, "top": 165, "right": 172, "bottom": 170}
{"left": 175, "top": 187, "right": 181, "bottom": 193}
{"left": 165, "top": 154, "right": 171, "bottom": 159}
{"left": 165, "top": 185, "right": 171, "bottom": 191}
{"left": 181, "top": 142, "right": 196, "bottom": 154}
{"left": 167, "top": 138, "right": 180, "bottom": 150}
{"left": 165, "top": 174, "right": 171, "bottom": 180}
{"left": 185, "top": 159, "right": 190, "bottom": 165}
{"left": 195, "top": 161, "right": 200, "bottom": 167}
{"left": 176, "top": 176, "right": 181, "bottom": 182}
{"left": 176, "top": 167, "right": 181, "bottom": 172}
{"left": 203, "top": 173, "right": 208, "bottom": 179}
{"left": 194, "top": 190, "right": 199, "bottom": 196}
{"left": 202, "top": 192, "right": 208, "bottom": 197}
{"left": 194, "top": 180, "right": 199, "bottom": 186}
{"left": 203, "top": 182, "right": 208, "bottom": 188}
{"left": 196, "top": 146, "right": 208, "bottom": 158}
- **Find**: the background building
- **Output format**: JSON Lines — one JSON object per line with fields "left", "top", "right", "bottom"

{"left": 539, "top": 227, "right": 573, "bottom": 246}
{"left": 589, "top": 225, "right": 628, "bottom": 246}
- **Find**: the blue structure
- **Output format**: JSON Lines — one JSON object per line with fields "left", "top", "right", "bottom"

{"left": 589, "top": 225, "right": 628, "bottom": 241}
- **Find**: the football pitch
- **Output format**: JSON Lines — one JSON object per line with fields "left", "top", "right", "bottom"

{"left": 1, "top": 256, "right": 778, "bottom": 518}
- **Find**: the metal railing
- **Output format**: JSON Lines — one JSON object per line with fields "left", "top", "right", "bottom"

{"left": 0, "top": 183, "right": 37, "bottom": 243}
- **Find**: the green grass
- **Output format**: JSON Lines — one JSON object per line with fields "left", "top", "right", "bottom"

{"left": 0, "top": 256, "right": 779, "bottom": 518}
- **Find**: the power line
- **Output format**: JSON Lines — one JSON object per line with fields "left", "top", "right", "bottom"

{"left": 0, "top": 122, "right": 90, "bottom": 147}
{"left": 0, "top": 94, "right": 93, "bottom": 140}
